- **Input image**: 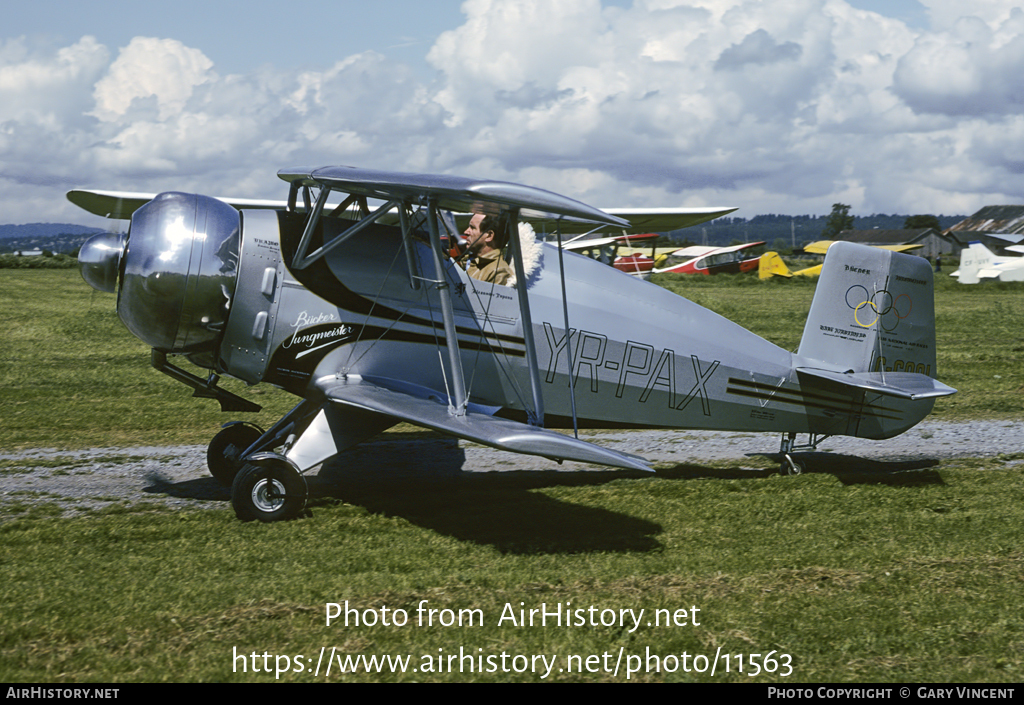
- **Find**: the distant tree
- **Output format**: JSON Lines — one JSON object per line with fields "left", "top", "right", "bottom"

{"left": 821, "top": 203, "right": 854, "bottom": 239}
{"left": 903, "top": 214, "right": 941, "bottom": 230}
{"left": 771, "top": 238, "right": 791, "bottom": 254}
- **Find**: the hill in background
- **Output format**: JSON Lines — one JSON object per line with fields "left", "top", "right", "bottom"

{"left": 668, "top": 213, "right": 965, "bottom": 248}
{"left": 0, "top": 223, "right": 107, "bottom": 255}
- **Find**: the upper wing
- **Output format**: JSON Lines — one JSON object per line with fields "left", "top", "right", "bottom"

{"left": 711, "top": 240, "right": 765, "bottom": 254}
{"left": 561, "top": 234, "right": 623, "bottom": 250}
{"left": 69, "top": 173, "right": 733, "bottom": 236}
{"left": 279, "top": 166, "right": 629, "bottom": 229}
{"left": 802, "top": 240, "right": 834, "bottom": 255}
{"left": 561, "top": 232, "right": 661, "bottom": 251}
{"left": 319, "top": 376, "right": 652, "bottom": 472}
{"left": 803, "top": 240, "right": 923, "bottom": 255}
{"left": 880, "top": 244, "right": 924, "bottom": 252}
{"left": 667, "top": 245, "right": 718, "bottom": 258}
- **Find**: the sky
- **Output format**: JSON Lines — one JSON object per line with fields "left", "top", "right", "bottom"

{"left": 2, "top": 0, "right": 1022, "bottom": 226}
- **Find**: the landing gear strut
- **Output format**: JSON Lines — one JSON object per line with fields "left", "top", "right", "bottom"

{"left": 778, "top": 432, "right": 831, "bottom": 476}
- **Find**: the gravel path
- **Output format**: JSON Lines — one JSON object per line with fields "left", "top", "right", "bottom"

{"left": 1, "top": 419, "right": 1020, "bottom": 518}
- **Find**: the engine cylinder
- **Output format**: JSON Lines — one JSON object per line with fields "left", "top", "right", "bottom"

{"left": 117, "top": 192, "right": 240, "bottom": 358}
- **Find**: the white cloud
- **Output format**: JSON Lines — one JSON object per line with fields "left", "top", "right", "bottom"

{"left": 2, "top": 0, "right": 1023, "bottom": 225}
{"left": 91, "top": 37, "right": 215, "bottom": 122}
{"left": 893, "top": 7, "right": 1024, "bottom": 116}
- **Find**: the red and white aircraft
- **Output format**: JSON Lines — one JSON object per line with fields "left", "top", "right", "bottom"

{"left": 561, "top": 232, "right": 661, "bottom": 278}
{"left": 655, "top": 241, "right": 765, "bottom": 275}
{"left": 557, "top": 207, "right": 738, "bottom": 279}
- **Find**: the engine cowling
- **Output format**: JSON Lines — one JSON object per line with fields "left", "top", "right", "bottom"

{"left": 79, "top": 192, "right": 241, "bottom": 368}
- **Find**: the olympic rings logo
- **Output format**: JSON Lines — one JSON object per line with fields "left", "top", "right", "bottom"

{"left": 845, "top": 285, "right": 912, "bottom": 332}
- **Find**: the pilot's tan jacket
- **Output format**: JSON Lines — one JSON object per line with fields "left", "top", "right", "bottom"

{"left": 463, "top": 249, "right": 513, "bottom": 286}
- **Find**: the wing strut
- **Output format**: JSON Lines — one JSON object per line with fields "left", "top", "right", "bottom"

{"left": 507, "top": 207, "right": 545, "bottom": 427}
{"left": 292, "top": 186, "right": 401, "bottom": 270}
{"left": 555, "top": 222, "right": 580, "bottom": 438}
{"left": 426, "top": 197, "right": 468, "bottom": 416}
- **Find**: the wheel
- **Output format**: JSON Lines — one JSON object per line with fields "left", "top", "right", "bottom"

{"left": 781, "top": 454, "right": 804, "bottom": 476}
{"left": 231, "top": 458, "right": 307, "bottom": 523}
{"left": 207, "top": 423, "right": 263, "bottom": 487}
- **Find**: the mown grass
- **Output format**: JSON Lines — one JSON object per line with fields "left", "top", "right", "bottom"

{"left": 1, "top": 456, "right": 1022, "bottom": 682}
{"left": 0, "top": 270, "right": 297, "bottom": 450}
{"left": 1, "top": 268, "right": 1022, "bottom": 683}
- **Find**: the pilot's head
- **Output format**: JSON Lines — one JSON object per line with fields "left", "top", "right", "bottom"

{"left": 464, "top": 213, "right": 508, "bottom": 255}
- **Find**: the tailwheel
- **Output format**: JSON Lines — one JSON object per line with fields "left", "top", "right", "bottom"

{"left": 207, "top": 422, "right": 264, "bottom": 487}
{"left": 781, "top": 454, "right": 804, "bottom": 476}
{"left": 231, "top": 455, "right": 307, "bottom": 522}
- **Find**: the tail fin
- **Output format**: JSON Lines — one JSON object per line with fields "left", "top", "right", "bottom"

{"left": 955, "top": 242, "right": 994, "bottom": 284}
{"left": 759, "top": 251, "right": 793, "bottom": 279}
{"left": 795, "top": 242, "right": 954, "bottom": 435}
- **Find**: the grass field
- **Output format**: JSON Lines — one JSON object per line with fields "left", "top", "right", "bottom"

{"left": 1, "top": 269, "right": 1022, "bottom": 683}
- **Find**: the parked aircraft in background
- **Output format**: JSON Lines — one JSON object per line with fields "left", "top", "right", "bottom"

{"left": 802, "top": 241, "right": 923, "bottom": 256}
{"left": 654, "top": 241, "right": 764, "bottom": 275}
{"left": 951, "top": 241, "right": 1024, "bottom": 283}
{"left": 761, "top": 242, "right": 924, "bottom": 280}
{"left": 759, "top": 252, "right": 821, "bottom": 279}
{"left": 558, "top": 203, "right": 737, "bottom": 279}
{"left": 72, "top": 167, "right": 953, "bottom": 522}
{"left": 561, "top": 232, "right": 662, "bottom": 279}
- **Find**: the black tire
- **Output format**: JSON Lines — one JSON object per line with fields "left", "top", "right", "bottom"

{"left": 231, "top": 459, "right": 307, "bottom": 523}
{"left": 207, "top": 424, "right": 263, "bottom": 487}
{"left": 781, "top": 454, "right": 804, "bottom": 476}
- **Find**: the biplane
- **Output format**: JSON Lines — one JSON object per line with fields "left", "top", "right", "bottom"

{"left": 73, "top": 166, "right": 955, "bottom": 522}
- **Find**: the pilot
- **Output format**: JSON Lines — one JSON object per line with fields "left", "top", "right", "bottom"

{"left": 459, "top": 213, "right": 514, "bottom": 286}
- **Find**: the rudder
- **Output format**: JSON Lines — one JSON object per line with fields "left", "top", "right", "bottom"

{"left": 759, "top": 251, "right": 793, "bottom": 279}
{"left": 798, "top": 242, "right": 939, "bottom": 378}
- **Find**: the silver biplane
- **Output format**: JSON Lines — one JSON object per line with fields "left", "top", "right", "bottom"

{"left": 73, "top": 166, "right": 955, "bottom": 522}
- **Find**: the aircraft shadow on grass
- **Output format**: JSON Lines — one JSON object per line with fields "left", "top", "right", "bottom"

{"left": 752, "top": 452, "right": 944, "bottom": 487}
{"left": 145, "top": 434, "right": 662, "bottom": 555}
{"left": 143, "top": 438, "right": 942, "bottom": 553}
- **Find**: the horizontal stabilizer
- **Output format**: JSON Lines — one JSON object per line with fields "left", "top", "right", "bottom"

{"left": 319, "top": 377, "right": 652, "bottom": 472}
{"left": 797, "top": 367, "right": 957, "bottom": 400}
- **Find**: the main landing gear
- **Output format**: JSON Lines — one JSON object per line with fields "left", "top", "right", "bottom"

{"left": 230, "top": 454, "right": 307, "bottom": 523}
{"left": 778, "top": 432, "right": 831, "bottom": 476}
{"left": 207, "top": 425, "right": 310, "bottom": 522}
{"left": 207, "top": 401, "right": 322, "bottom": 522}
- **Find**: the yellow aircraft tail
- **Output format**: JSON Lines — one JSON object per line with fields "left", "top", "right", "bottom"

{"left": 759, "top": 251, "right": 793, "bottom": 279}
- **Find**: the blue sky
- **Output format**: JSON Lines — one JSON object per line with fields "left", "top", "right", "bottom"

{"left": 5, "top": 1, "right": 469, "bottom": 78}
{"left": 2, "top": 0, "right": 1021, "bottom": 225}
{"left": 5, "top": 0, "right": 925, "bottom": 76}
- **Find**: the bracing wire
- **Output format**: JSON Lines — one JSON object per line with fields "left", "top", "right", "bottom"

{"left": 555, "top": 221, "right": 580, "bottom": 439}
